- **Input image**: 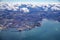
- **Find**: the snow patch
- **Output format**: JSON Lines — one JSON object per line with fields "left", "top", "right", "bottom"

{"left": 20, "top": 8, "right": 29, "bottom": 13}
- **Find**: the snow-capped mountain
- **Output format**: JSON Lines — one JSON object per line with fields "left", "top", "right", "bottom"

{"left": 0, "top": 2, "right": 60, "bottom": 31}
{"left": 0, "top": 2, "right": 60, "bottom": 11}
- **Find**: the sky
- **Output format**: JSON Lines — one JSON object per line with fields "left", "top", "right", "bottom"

{"left": 1, "top": 0, "right": 60, "bottom": 3}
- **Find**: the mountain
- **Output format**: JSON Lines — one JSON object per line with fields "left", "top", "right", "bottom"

{"left": 0, "top": 3, "right": 60, "bottom": 31}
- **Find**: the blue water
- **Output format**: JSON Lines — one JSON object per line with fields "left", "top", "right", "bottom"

{"left": 0, "top": 19, "right": 60, "bottom": 40}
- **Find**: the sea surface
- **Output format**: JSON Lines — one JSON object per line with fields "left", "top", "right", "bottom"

{"left": 0, "top": 19, "right": 60, "bottom": 40}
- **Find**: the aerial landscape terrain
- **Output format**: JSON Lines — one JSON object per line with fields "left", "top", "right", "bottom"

{"left": 0, "top": 2, "right": 60, "bottom": 31}
{"left": 0, "top": 0, "right": 60, "bottom": 40}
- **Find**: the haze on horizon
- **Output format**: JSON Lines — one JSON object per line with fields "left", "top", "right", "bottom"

{"left": 0, "top": 0, "right": 60, "bottom": 3}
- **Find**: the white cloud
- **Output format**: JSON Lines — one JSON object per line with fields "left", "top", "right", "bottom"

{"left": 20, "top": 7, "right": 29, "bottom": 13}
